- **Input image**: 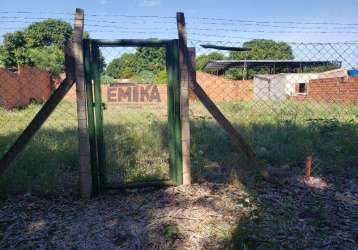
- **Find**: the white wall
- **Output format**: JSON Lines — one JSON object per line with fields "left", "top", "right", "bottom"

{"left": 254, "top": 73, "right": 319, "bottom": 101}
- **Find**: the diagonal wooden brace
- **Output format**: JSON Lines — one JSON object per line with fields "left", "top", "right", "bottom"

{"left": 0, "top": 44, "right": 76, "bottom": 176}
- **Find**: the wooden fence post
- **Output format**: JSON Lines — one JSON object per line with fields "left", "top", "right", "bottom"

{"left": 73, "top": 8, "right": 92, "bottom": 198}
{"left": 176, "top": 12, "right": 268, "bottom": 178}
{"left": 176, "top": 12, "right": 191, "bottom": 185}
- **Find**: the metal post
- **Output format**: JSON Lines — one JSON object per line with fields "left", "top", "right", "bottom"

{"left": 83, "top": 39, "right": 99, "bottom": 195}
{"left": 166, "top": 39, "right": 183, "bottom": 185}
{"left": 91, "top": 42, "right": 106, "bottom": 191}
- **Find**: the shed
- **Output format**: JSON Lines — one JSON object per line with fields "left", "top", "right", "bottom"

{"left": 253, "top": 73, "right": 320, "bottom": 101}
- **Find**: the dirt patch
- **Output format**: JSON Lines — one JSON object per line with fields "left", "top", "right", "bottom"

{"left": 231, "top": 173, "right": 358, "bottom": 249}
{"left": 0, "top": 183, "right": 252, "bottom": 249}
{"left": 1, "top": 172, "right": 357, "bottom": 249}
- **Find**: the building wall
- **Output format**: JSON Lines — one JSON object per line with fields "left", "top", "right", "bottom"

{"left": 253, "top": 73, "right": 319, "bottom": 101}
{"left": 190, "top": 72, "right": 253, "bottom": 102}
{"left": 292, "top": 76, "right": 358, "bottom": 103}
{"left": 2, "top": 67, "right": 357, "bottom": 110}
{"left": 253, "top": 75, "right": 287, "bottom": 101}
{"left": 61, "top": 71, "right": 253, "bottom": 104}
{"left": 0, "top": 65, "right": 54, "bottom": 109}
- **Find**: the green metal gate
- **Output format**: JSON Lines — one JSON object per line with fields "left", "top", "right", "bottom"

{"left": 83, "top": 39, "right": 182, "bottom": 193}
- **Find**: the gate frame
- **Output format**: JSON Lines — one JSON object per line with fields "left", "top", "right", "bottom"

{"left": 83, "top": 38, "right": 183, "bottom": 193}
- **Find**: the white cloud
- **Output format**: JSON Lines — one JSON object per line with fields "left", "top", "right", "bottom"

{"left": 139, "top": 0, "right": 161, "bottom": 7}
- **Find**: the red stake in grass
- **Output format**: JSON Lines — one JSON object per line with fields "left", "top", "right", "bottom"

{"left": 305, "top": 156, "right": 313, "bottom": 179}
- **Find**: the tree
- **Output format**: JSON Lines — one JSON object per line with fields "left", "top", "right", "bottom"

{"left": 26, "top": 46, "right": 64, "bottom": 74}
{"left": 0, "top": 19, "right": 73, "bottom": 70}
{"left": 106, "top": 53, "right": 137, "bottom": 79}
{"left": 24, "top": 19, "right": 72, "bottom": 48}
{"left": 227, "top": 39, "right": 294, "bottom": 79}
{"left": 135, "top": 47, "right": 166, "bottom": 75}
{"left": 196, "top": 52, "right": 225, "bottom": 71}
{"left": 0, "top": 19, "right": 72, "bottom": 70}
{"left": 230, "top": 39, "right": 294, "bottom": 61}
{"left": 0, "top": 31, "right": 28, "bottom": 69}
{"left": 105, "top": 47, "right": 166, "bottom": 83}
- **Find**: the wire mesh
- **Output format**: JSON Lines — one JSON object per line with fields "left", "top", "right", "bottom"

{"left": 0, "top": 67, "right": 78, "bottom": 193}
{"left": 0, "top": 11, "right": 358, "bottom": 194}
{"left": 189, "top": 40, "right": 358, "bottom": 179}
{"left": 98, "top": 46, "right": 170, "bottom": 185}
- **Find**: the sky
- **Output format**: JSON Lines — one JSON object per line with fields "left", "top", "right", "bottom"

{"left": 0, "top": 0, "right": 358, "bottom": 44}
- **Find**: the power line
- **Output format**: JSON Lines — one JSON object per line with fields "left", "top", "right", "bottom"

{"left": 0, "top": 16, "right": 357, "bottom": 32}
{"left": 1, "top": 10, "right": 357, "bottom": 26}
{"left": 186, "top": 21, "right": 357, "bottom": 30}
{"left": 187, "top": 27, "right": 358, "bottom": 34}
{"left": 187, "top": 16, "right": 358, "bottom": 26}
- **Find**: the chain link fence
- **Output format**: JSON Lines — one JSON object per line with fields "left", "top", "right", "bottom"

{"left": 98, "top": 46, "right": 170, "bottom": 185}
{"left": 0, "top": 12, "right": 357, "bottom": 193}
{"left": 188, "top": 40, "right": 358, "bottom": 180}
{"left": 0, "top": 66, "right": 79, "bottom": 194}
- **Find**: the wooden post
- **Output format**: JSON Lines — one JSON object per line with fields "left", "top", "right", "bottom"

{"left": 176, "top": 12, "right": 191, "bottom": 185}
{"left": 0, "top": 44, "right": 76, "bottom": 176}
{"left": 177, "top": 13, "right": 268, "bottom": 178}
{"left": 73, "top": 8, "right": 92, "bottom": 198}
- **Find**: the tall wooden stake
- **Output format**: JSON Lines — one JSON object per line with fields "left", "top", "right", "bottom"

{"left": 176, "top": 12, "right": 268, "bottom": 177}
{"left": 176, "top": 12, "right": 191, "bottom": 185}
{"left": 73, "top": 8, "right": 92, "bottom": 198}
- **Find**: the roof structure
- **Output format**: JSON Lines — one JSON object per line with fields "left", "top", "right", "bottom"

{"left": 203, "top": 60, "right": 342, "bottom": 72}
{"left": 200, "top": 44, "right": 251, "bottom": 51}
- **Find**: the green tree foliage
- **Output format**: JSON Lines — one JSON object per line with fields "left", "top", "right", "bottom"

{"left": 26, "top": 46, "right": 64, "bottom": 74}
{"left": 227, "top": 39, "right": 294, "bottom": 79}
{"left": 230, "top": 39, "right": 294, "bottom": 61}
{"left": 0, "top": 19, "right": 72, "bottom": 70}
{"left": 154, "top": 70, "right": 167, "bottom": 85}
{"left": 135, "top": 47, "right": 166, "bottom": 75}
{"left": 0, "top": 31, "right": 28, "bottom": 69}
{"left": 196, "top": 52, "right": 225, "bottom": 71}
{"left": 106, "top": 53, "right": 137, "bottom": 79}
{"left": 105, "top": 47, "right": 166, "bottom": 83}
{"left": 100, "top": 74, "right": 115, "bottom": 85}
{"left": 24, "top": 19, "right": 72, "bottom": 48}
{"left": 0, "top": 19, "right": 104, "bottom": 74}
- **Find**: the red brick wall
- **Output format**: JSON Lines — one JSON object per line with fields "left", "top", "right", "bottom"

{"left": 292, "top": 76, "right": 358, "bottom": 103}
{"left": 0, "top": 65, "right": 54, "bottom": 109}
{"left": 62, "top": 72, "right": 253, "bottom": 105}
{"left": 190, "top": 72, "right": 253, "bottom": 102}
{"left": 0, "top": 69, "right": 18, "bottom": 109}
{"left": 3, "top": 68, "right": 355, "bottom": 109}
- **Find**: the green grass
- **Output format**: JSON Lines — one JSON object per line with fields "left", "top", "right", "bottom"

{"left": 190, "top": 100, "right": 358, "bottom": 178}
{"left": 1, "top": 100, "right": 358, "bottom": 193}
{"left": 102, "top": 103, "right": 170, "bottom": 183}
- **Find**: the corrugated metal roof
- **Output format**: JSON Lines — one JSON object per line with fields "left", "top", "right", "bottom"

{"left": 203, "top": 60, "right": 342, "bottom": 71}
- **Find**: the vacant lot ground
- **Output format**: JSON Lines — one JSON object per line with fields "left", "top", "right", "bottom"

{"left": 0, "top": 100, "right": 357, "bottom": 249}
{"left": 1, "top": 175, "right": 357, "bottom": 249}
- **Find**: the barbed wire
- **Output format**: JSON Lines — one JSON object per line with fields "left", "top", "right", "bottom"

{"left": 0, "top": 11, "right": 357, "bottom": 44}
{"left": 186, "top": 16, "right": 358, "bottom": 26}
{"left": 1, "top": 10, "right": 358, "bottom": 26}
{"left": 1, "top": 15, "right": 357, "bottom": 31}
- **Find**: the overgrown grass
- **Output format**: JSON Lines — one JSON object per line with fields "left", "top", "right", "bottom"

{"left": 1, "top": 100, "right": 358, "bottom": 193}
{"left": 102, "top": 103, "right": 170, "bottom": 183}
{"left": 190, "top": 100, "right": 358, "bottom": 178}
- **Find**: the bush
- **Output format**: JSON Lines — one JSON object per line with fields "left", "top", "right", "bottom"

{"left": 101, "top": 74, "right": 115, "bottom": 85}
{"left": 154, "top": 70, "right": 167, "bottom": 84}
